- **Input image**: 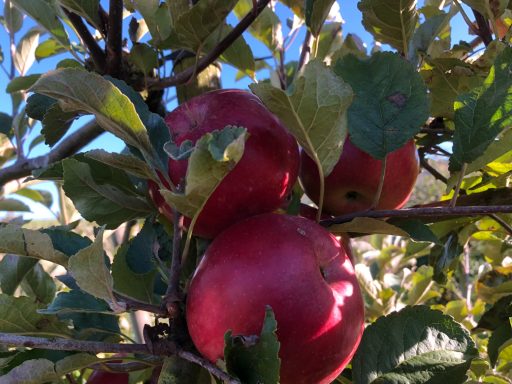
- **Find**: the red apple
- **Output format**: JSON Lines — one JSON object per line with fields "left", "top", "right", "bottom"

{"left": 86, "top": 370, "right": 128, "bottom": 384}
{"left": 186, "top": 213, "right": 364, "bottom": 384}
{"left": 148, "top": 89, "right": 300, "bottom": 238}
{"left": 300, "top": 138, "right": 419, "bottom": 215}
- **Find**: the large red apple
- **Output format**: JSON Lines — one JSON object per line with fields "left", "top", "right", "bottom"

{"left": 186, "top": 213, "right": 364, "bottom": 384}
{"left": 149, "top": 89, "right": 300, "bottom": 238}
{"left": 300, "top": 137, "right": 419, "bottom": 215}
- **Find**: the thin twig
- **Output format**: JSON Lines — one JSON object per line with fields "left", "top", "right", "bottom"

{"left": 0, "top": 333, "right": 240, "bottom": 383}
{"left": 63, "top": 9, "right": 107, "bottom": 72}
{"left": 147, "top": 0, "right": 271, "bottom": 90}
{"left": 297, "top": 30, "right": 312, "bottom": 73}
{"left": 419, "top": 156, "right": 448, "bottom": 184}
{"left": 320, "top": 205, "right": 512, "bottom": 226}
{"left": 163, "top": 210, "right": 184, "bottom": 318}
{"left": 488, "top": 213, "right": 512, "bottom": 235}
{"left": 114, "top": 294, "right": 168, "bottom": 316}
{"left": 106, "top": 0, "right": 123, "bottom": 76}
{"left": 0, "top": 121, "right": 104, "bottom": 187}
{"left": 176, "top": 350, "right": 240, "bottom": 384}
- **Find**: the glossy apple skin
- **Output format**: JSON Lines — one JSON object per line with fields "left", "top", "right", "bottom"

{"left": 300, "top": 138, "right": 419, "bottom": 215}
{"left": 186, "top": 213, "right": 364, "bottom": 384}
{"left": 148, "top": 89, "right": 300, "bottom": 238}
{"left": 86, "top": 370, "right": 129, "bottom": 384}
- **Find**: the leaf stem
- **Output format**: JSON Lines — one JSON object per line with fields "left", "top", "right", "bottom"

{"left": 58, "top": 183, "right": 68, "bottom": 225}
{"left": 163, "top": 210, "right": 184, "bottom": 318}
{"left": 371, "top": 154, "right": 387, "bottom": 209}
{"left": 488, "top": 213, "right": 512, "bottom": 235}
{"left": 449, "top": 162, "right": 467, "bottom": 208}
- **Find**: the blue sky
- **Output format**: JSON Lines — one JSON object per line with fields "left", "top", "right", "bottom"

{"left": 0, "top": 0, "right": 471, "bottom": 219}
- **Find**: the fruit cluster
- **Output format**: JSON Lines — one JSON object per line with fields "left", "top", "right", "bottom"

{"left": 149, "top": 89, "right": 419, "bottom": 384}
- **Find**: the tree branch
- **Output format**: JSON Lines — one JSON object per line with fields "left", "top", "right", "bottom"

{"left": 148, "top": 0, "right": 271, "bottom": 90}
{"left": 472, "top": 9, "right": 493, "bottom": 46}
{"left": 106, "top": 0, "right": 123, "bottom": 76}
{"left": 0, "top": 121, "right": 104, "bottom": 187}
{"left": 63, "top": 9, "right": 106, "bottom": 72}
{"left": 320, "top": 205, "right": 512, "bottom": 226}
{"left": 0, "top": 333, "right": 240, "bottom": 384}
{"left": 419, "top": 156, "right": 448, "bottom": 184}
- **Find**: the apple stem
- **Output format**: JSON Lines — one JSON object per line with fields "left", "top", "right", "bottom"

{"left": 449, "top": 162, "right": 467, "bottom": 208}
{"left": 371, "top": 154, "right": 387, "bottom": 210}
{"left": 180, "top": 215, "right": 198, "bottom": 269}
{"left": 163, "top": 210, "right": 184, "bottom": 317}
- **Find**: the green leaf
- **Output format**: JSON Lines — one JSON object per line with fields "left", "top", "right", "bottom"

{"left": 463, "top": 128, "right": 512, "bottom": 175}
{"left": 129, "top": 43, "right": 158, "bottom": 75}
{"left": 474, "top": 295, "right": 512, "bottom": 332}
{"left": 12, "top": 0, "right": 70, "bottom": 48}
{"left": 84, "top": 149, "right": 157, "bottom": 181}
{"left": 68, "top": 228, "right": 124, "bottom": 312}
{"left": 358, "top": 0, "right": 418, "bottom": 53}
{"left": 167, "top": 0, "right": 238, "bottom": 50}
{"left": 35, "top": 38, "right": 66, "bottom": 60}
{"left": 0, "top": 112, "right": 13, "bottom": 136}
{"left": 251, "top": 60, "right": 353, "bottom": 176}
{"left": 408, "top": 12, "right": 449, "bottom": 67}
{"left": 0, "top": 224, "right": 69, "bottom": 266}
{"left": 131, "top": 0, "right": 172, "bottom": 46}
{"left": 21, "top": 263, "right": 56, "bottom": 304}
{"left": 161, "top": 126, "right": 248, "bottom": 219}
{"left": 420, "top": 58, "right": 484, "bottom": 119}
{"left": 0, "top": 255, "right": 38, "bottom": 295}
{"left": 330, "top": 217, "right": 411, "bottom": 236}
{"left": 14, "top": 29, "right": 39, "bottom": 75}
{"left": 334, "top": 52, "right": 429, "bottom": 159}
{"left": 388, "top": 219, "right": 441, "bottom": 243}
{"left": 403, "top": 266, "right": 435, "bottom": 306}
{"left": 306, "top": 0, "right": 335, "bottom": 36}
{"left": 316, "top": 22, "right": 343, "bottom": 61}
{"left": 225, "top": 307, "right": 280, "bottom": 384}
{"left": 4, "top": 0, "right": 23, "bottom": 33}
{"left": 450, "top": 47, "right": 512, "bottom": 171}
{"left": 158, "top": 356, "right": 212, "bottom": 384}
{"left": 488, "top": 323, "right": 512, "bottom": 367}
{"left": 0, "top": 294, "right": 71, "bottom": 336}
{"left": 39, "top": 289, "right": 115, "bottom": 316}
{"left": 15, "top": 188, "right": 53, "bottom": 208}
{"left": 41, "top": 226, "right": 92, "bottom": 257}
{"left": 30, "top": 69, "right": 153, "bottom": 157}
{"left": 41, "top": 103, "right": 77, "bottom": 146}
{"left": 0, "top": 198, "right": 30, "bottom": 212}
{"left": 62, "top": 157, "right": 152, "bottom": 229}
{"left": 0, "top": 358, "right": 58, "bottom": 384}
{"left": 234, "top": 0, "right": 281, "bottom": 51}
{"left": 59, "top": 0, "right": 101, "bottom": 31}
{"left": 430, "top": 232, "right": 463, "bottom": 284}
{"left": 25, "top": 93, "right": 57, "bottom": 121}
{"left": 352, "top": 306, "right": 479, "bottom": 384}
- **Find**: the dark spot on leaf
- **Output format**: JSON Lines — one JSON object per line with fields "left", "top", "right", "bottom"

{"left": 387, "top": 92, "right": 407, "bottom": 108}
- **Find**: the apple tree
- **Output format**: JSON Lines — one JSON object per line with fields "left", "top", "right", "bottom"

{"left": 0, "top": 0, "right": 511, "bottom": 383}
